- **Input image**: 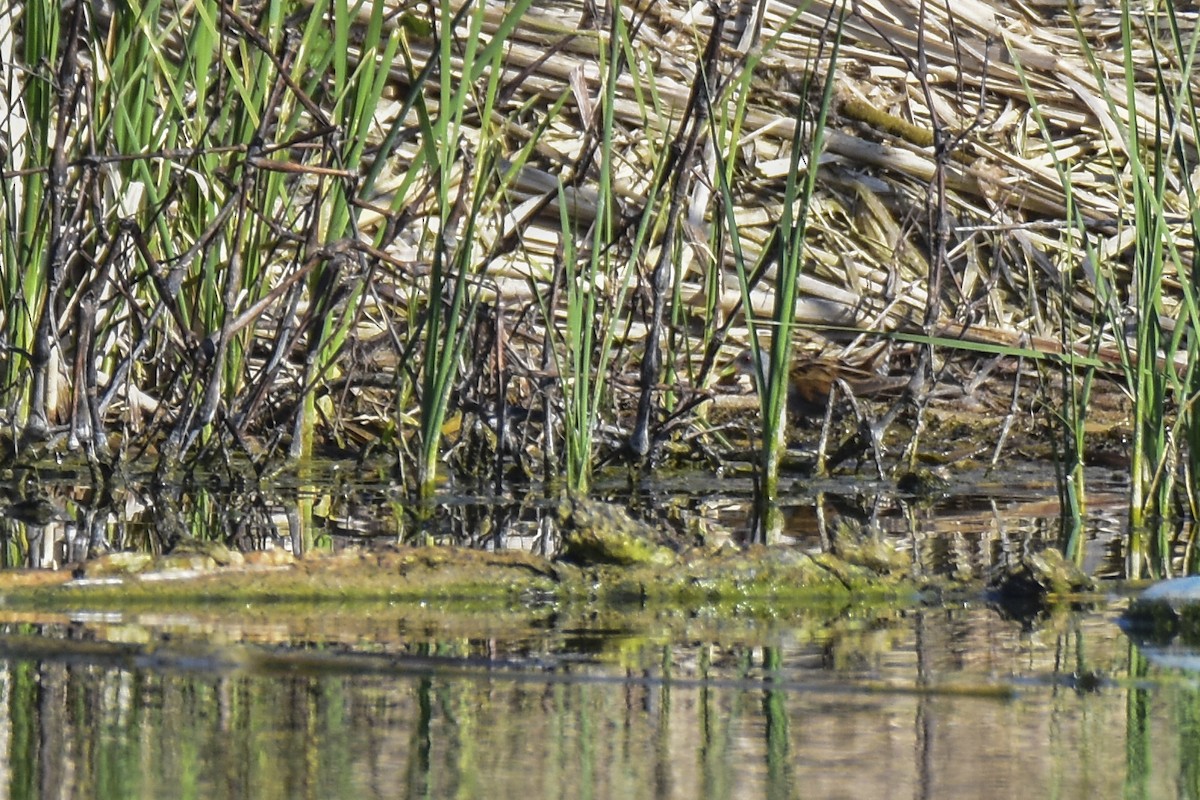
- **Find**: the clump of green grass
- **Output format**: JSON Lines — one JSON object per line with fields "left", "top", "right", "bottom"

{"left": 1011, "top": 1, "right": 1200, "bottom": 577}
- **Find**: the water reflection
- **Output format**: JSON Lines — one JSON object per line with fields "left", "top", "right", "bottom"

{"left": 0, "top": 603, "right": 1193, "bottom": 799}
{"left": 0, "top": 466, "right": 1192, "bottom": 798}
{"left": 0, "top": 464, "right": 1135, "bottom": 579}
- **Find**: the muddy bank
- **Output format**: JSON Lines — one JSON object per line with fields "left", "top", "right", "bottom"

{"left": 0, "top": 542, "right": 915, "bottom": 611}
{"left": 0, "top": 493, "right": 1097, "bottom": 618}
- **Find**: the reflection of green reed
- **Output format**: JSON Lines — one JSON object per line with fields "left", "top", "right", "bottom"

{"left": 0, "top": 592, "right": 1173, "bottom": 797}
{"left": 1179, "top": 672, "right": 1200, "bottom": 796}
{"left": 1124, "top": 647, "right": 1151, "bottom": 796}
{"left": 763, "top": 646, "right": 792, "bottom": 796}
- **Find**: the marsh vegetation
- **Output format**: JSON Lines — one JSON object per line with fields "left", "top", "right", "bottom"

{"left": 1, "top": 0, "right": 1199, "bottom": 574}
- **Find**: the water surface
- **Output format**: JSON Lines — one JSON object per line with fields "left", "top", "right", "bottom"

{"left": 0, "top": 464, "right": 1192, "bottom": 799}
{"left": 0, "top": 598, "right": 1187, "bottom": 800}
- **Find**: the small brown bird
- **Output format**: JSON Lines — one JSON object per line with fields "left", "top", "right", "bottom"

{"left": 731, "top": 348, "right": 907, "bottom": 419}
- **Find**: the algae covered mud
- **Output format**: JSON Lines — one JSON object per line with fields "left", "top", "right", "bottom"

{"left": 0, "top": 462, "right": 1194, "bottom": 798}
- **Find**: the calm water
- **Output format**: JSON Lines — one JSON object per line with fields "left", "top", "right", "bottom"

{"left": 0, "top": 600, "right": 1189, "bottom": 799}
{"left": 0, "top": 465, "right": 1195, "bottom": 798}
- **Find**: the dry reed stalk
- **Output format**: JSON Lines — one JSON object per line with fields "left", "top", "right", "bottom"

{"left": 351, "top": 0, "right": 1194, "bottom": 372}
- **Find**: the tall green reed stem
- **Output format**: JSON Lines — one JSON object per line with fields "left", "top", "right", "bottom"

{"left": 291, "top": 0, "right": 400, "bottom": 459}
{"left": 1085, "top": 2, "right": 1197, "bottom": 575}
{"left": 1007, "top": 56, "right": 1104, "bottom": 559}
{"left": 0, "top": 0, "right": 56, "bottom": 440}
{"left": 750, "top": 11, "right": 842, "bottom": 505}
{"left": 551, "top": 2, "right": 635, "bottom": 493}
{"left": 1164, "top": 7, "right": 1200, "bottom": 569}
{"left": 412, "top": 0, "right": 533, "bottom": 496}
{"left": 1015, "top": 2, "right": 1200, "bottom": 576}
